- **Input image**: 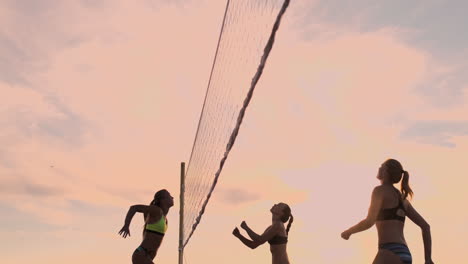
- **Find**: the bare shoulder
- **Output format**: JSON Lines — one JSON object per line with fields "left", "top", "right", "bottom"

{"left": 150, "top": 205, "right": 163, "bottom": 215}
{"left": 274, "top": 222, "right": 287, "bottom": 234}
{"left": 265, "top": 222, "right": 282, "bottom": 234}
{"left": 146, "top": 205, "right": 163, "bottom": 220}
{"left": 372, "top": 186, "right": 385, "bottom": 196}
{"left": 403, "top": 199, "right": 412, "bottom": 210}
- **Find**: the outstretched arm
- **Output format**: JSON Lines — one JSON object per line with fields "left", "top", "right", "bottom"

{"left": 233, "top": 224, "right": 280, "bottom": 249}
{"left": 241, "top": 221, "right": 261, "bottom": 241}
{"left": 233, "top": 228, "right": 260, "bottom": 249}
{"left": 342, "top": 187, "right": 383, "bottom": 239}
{"left": 405, "top": 201, "right": 433, "bottom": 263}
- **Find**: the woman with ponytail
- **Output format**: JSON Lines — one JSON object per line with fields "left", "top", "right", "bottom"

{"left": 341, "top": 159, "right": 434, "bottom": 264}
{"left": 232, "top": 203, "right": 293, "bottom": 264}
{"left": 118, "top": 189, "right": 174, "bottom": 264}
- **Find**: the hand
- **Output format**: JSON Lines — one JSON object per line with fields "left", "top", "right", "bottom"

{"left": 232, "top": 227, "right": 241, "bottom": 237}
{"left": 118, "top": 225, "right": 131, "bottom": 238}
{"left": 341, "top": 230, "right": 351, "bottom": 240}
{"left": 240, "top": 221, "right": 248, "bottom": 230}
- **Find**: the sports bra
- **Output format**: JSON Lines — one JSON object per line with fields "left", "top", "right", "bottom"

{"left": 268, "top": 235, "right": 288, "bottom": 245}
{"left": 145, "top": 215, "right": 167, "bottom": 236}
{"left": 376, "top": 188, "right": 406, "bottom": 222}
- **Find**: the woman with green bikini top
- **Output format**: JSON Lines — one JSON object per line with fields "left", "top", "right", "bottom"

{"left": 118, "top": 189, "right": 174, "bottom": 264}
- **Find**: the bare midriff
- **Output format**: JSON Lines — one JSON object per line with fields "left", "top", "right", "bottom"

{"left": 139, "top": 232, "right": 164, "bottom": 259}
{"left": 376, "top": 220, "right": 406, "bottom": 245}
{"left": 270, "top": 244, "right": 290, "bottom": 264}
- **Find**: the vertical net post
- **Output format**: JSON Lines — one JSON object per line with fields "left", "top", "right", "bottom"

{"left": 179, "top": 162, "right": 185, "bottom": 264}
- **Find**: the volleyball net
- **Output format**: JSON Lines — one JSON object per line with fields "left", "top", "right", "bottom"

{"left": 180, "top": 0, "right": 290, "bottom": 253}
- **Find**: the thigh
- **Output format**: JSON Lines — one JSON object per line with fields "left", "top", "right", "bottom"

{"left": 373, "top": 249, "right": 403, "bottom": 264}
{"left": 132, "top": 250, "right": 154, "bottom": 264}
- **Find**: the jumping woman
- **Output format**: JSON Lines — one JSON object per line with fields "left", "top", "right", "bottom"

{"left": 233, "top": 202, "right": 293, "bottom": 264}
{"left": 341, "top": 159, "right": 434, "bottom": 264}
{"left": 118, "top": 189, "right": 174, "bottom": 264}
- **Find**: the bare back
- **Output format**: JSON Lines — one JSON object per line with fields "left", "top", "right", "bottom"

{"left": 375, "top": 186, "right": 407, "bottom": 245}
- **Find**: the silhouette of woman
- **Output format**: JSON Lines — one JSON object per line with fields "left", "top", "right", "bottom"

{"left": 118, "top": 189, "right": 174, "bottom": 264}
{"left": 233, "top": 202, "right": 293, "bottom": 264}
{"left": 341, "top": 159, "right": 433, "bottom": 264}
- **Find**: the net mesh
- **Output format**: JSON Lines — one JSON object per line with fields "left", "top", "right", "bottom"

{"left": 182, "top": 0, "right": 289, "bottom": 248}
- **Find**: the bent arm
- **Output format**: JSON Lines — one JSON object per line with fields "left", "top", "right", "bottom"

{"left": 243, "top": 225, "right": 262, "bottom": 241}
{"left": 124, "top": 204, "right": 161, "bottom": 227}
{"left": 255, "top": 224, "right": 281, "bottom": 244}
{"left": 236, "top": 233, "right": 262, "bottom": 249}
{"left": 345, "top": 218, "right": 374, "bottom": 235}
{"left": 123, "top": 205, "right": 137, "bottom": 227}
{"left": 234, "top": 224, "right": 279, "bottom": 249}
{"left": 345, "top": 187, "right": 382, "bottom": 236}
{"left": 405, "top": 202, "right": 432, "bottom": 262}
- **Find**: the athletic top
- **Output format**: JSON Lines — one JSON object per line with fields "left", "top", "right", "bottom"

{"left": 145, "top": 215, "right": 167, "bottom": 236}
{"left": 376, "top": 188, "right": 406, "bottom": 222}
{"left": 268, "top": 235, "right": 288, "bottom": 245}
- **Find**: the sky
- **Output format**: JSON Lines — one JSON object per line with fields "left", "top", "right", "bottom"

{"left": 1, "top": 0, "right": 467, "bottom": 263}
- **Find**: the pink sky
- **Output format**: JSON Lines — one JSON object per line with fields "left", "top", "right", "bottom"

{"left": 1, "top": 0, "right": 467, "bottom": 263}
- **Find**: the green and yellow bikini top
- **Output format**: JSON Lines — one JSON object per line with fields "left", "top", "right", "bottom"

{"left": 145, "top": 214, "right": 167, "bottom": 236}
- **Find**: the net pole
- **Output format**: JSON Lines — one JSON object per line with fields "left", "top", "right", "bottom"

{"left": 178, "top": 162, "right": 186, "bottom": 264}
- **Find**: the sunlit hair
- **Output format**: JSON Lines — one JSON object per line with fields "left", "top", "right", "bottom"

{"left": 280, "top": 203, "right": 294, "bottom": 234}
{"left": 383, "top": 159, "right": 414, "bottom": 200}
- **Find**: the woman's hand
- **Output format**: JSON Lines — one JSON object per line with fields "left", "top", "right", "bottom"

{"left": 118, "top": 225, "right": 131, "bottom": 238}
{"left": 232, "top": 227, "right": 241, "bottom": 237}
{"left": 240, "top": 221, "right": 248, "bottom": 230}
{"left": 341, "top": 230, "right": 351, "bottom": 240}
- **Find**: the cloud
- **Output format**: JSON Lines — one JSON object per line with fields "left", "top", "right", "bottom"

{"left": 0, "top": 202, "right": 61, "bottom": 232}
{"left": 0, "top": 83, "right": 88, "bottom": 151}
{"left": 219, "top": 188, "right": 261, "bottom": 205}
{"left": 416, "top": 62, "right": 468, "bottom": 108}
{"left": 292, "top": 0, "right": 468, "bottom": 111}
{"left": 35, "top": 95, "right": 88, "bottom": 147}
{"left": 400, "top": 120, "right": 468, "bottom": 147}
{"left": 96, "top": 185, "right": 156, "bottom": 204}
{"left": 0, "top": 181, "right": 63, "bottom": 197}
{"left": 295, "top": 0, "right": 468, "bottom": 55}
{"left": 0, "top": 1, "right": 75, "bottom": 85}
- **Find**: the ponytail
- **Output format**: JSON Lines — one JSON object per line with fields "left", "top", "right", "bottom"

{"left": 286, "top": 214, "right": 294, "bottom": 234}
{"left": 143, "top": 199, "right": 156, "bottom": 221}
{"left": 280, "top": 204, "right": 293, "bottom": 235}
{"left": 142, "top": 199, "right": 156, "bottom": 235}
{"left": 383, "top": 159, "right": 414, "bottom": 200}
{"left": 401, "top": 170, "right": 414, "bottom": 200}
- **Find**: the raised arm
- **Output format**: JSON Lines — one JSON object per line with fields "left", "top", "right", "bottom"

{"left": 405, "top": 201, "right": 433, "bottom": 264}
{"left": 241, "top": 221, "right": 261, "bottom": 241}
{"left": 118, "top": 204, "right": 161, "bottom": 238}
{"left": 342, "top": 187, "right": 383, "bottom": 239}
{"left": 233, "top": 224, "right": 280, "bottom": 249}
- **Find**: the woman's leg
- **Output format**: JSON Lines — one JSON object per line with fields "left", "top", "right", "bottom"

{"left": 132, "top": 248, "right": 154, "bottom": 264}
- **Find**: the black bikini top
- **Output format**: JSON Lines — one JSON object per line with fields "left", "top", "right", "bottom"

{"left": 268, "top": 235, "right": 288, "bottom": 245}
{"left": 376, "top": 188, "right": 406, "bottom": 222}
